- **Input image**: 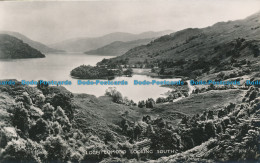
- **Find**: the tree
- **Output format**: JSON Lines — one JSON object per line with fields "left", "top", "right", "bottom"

{"left": 54, "top": 106, "right": 72, "bottom": 132}
{"left": 124, "top": 68, "right": 133, "bottom": 77}
{"left": 146, "top": 98, "right": 155, "bottom": 108}
{"left": 216, "top": 123, "right": 223, "bottom": 134}
{"left": 142, "top": 115, "right": 151, "bottom": 124}
{"left": 15, "top": 92, "right": 32, "bottom": 109}
{"left": 207, "top": 110, "right": 214, "bottom": 120}
{"left": 50, "top": 121, "right": 63, "bottom": 136}
{"left": 204, "top": 121, "right": 216, "bottom": 140}
{"left": 181, "top": 132, "right": 195, "bottom": 150}
{"left": 154, "top": 118, "right": 166, "bottom": 128}
{"left": 35, "top": 94, "right": 45, "bottom": 108}
{"left": 151, "top": 68, "right": 156, "bottom": 73}
{"left": 70, "top": 152, "right": 83, "bottom": 163}
{"left": 43, "top": 136, "right": 70, "bottom": 162}
{"left": 180, "top": 116, "right": 189, "bottom": 125}
{"left": 126, "top": 127, "right": 134, "bottom": 142}
{"left": 12, "top": 102, "right": 30, "bottom": 136}
{"left": 0, "top": 138, "right": 47, "bottom": 162}
{"left": 29, "top": 118, "right": 50, "bottom": 142}
{"left": 121, "top": 119, "right": 129, "bottom": 132}
{"left": 150, "top": 128, "right": 178, "bottom": 155}
{"left": 159, "top": 67, "right": 165, "bottom": 75}
{"left": 191, "top": 124, "right": 205, "bottom": 145}
{"left": 251, "top": 44, "right": 259, "bottom": 57}
{"left": 105, "top": 87, "right": 123, "bottom": 103}
{"left": 104, "top": 131, "right": 115, "bottom": 144}
{"left": 50, "top": 93, "right": 74, "bottom": 120}
{"left": 156, "top": 97, "right": 166, "bottom": 103}
{"left": 218, "top": 109, "right": 226, "bottom": 118}
{"left": 37, "top": 80, "right": 49, "bottom": 94}
{"left": 138, "top": 100, "right": 146, "bottom": 108}
{"left": 146, "top": 125, "right": 155, "bottom": 137}
{"left": 133, "top": 125, "right": 142, "bottom": 140}
{"left": 112, "top": 91, "right": 123, "bottom": 103}
{"left": 42, "top": 103, "right": 55, "bottom": 121}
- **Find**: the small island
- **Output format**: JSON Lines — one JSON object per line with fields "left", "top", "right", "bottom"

{"left": 70, "top": 65, "right": 133, "bottom": 79}
{"left": 70, "top": 65, "right": 117, "bottom": 79}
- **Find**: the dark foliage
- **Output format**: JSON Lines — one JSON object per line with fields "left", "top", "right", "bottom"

{"left": 0, "top": 34, "right": 45, "bottom": 59}
{"left": 70, "top": 65, "right": 118, "bottom": 79}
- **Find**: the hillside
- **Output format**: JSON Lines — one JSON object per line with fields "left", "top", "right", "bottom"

{"left": 0, "top": 79, "right": 259, "bottom": 162}
{"left": 50, "top": 30, "right": 173, "bottom": 52}
{"left": 101, "top": 85, "right": 260, "bottom": 163}
{"left": 99, "top": 11, "right": 260, "bottom": 78}
{"left": 85, "top": 38, "right": 153, "bottom": 56}
{"left": 0, "top": 34, "right": 45, "bottom": 59}
{"left": 0, "top": 31, "right": 63, "bottom": 53}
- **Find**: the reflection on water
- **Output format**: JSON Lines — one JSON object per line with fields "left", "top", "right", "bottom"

{"left": 0, "top": 53, "right": 178, "bottom": 102}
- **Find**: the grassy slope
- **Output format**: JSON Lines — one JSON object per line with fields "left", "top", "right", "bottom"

{"left": 101, "top": 11, "right": 260, "bottom": 66}
{"left": 72, "top": 89, "right": 245, "bottom": 136}
{"left": 72, "top": 93, "right": 147, "bottom": 140}
{"left": 0, "top": 84, "right": 246, "bottom": 146}
{"left": 140, "top": 89, "right": 245, "bottom": 125}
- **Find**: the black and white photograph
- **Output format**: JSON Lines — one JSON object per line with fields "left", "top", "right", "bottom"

{"left": 0, "top": 0, "right": 260, "bottom": 162}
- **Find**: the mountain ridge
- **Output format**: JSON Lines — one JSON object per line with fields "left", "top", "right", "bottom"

{"left": 0, "top": 34, "right": 45, "bottom": 59}
{"left": 98, "top": 11, "right": 260, "bottom": 78}
{"left": 0, "top": 31, "right": 64, "bottom": 53}
{"left": 85, "top": 38, "right": 154, "bottom": 56}
{"left": 49, "top": 30, "right": 174, "bottom": 52}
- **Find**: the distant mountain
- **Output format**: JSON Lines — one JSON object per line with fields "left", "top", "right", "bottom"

{"left": 0, "top": 31, "right": 64, "bottom": 53}
{"left": 99, "top": 11, "right": 260, "bottom": 75}
{"left": 50, "top": 30, "right": 173, "bottom": 52}
{"left": 85, "top": 38, "right": 153, "bottom": 56}
{"left": 0, "top": 34, "right": 45, "bottom": 59}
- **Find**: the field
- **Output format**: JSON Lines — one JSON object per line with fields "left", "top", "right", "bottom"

{"left": 138, "top": 89, "right": 245, "bottom": 125}
{"left": 72, "top": 88, "right": 245, "bottom": 134}
{"left": 72, "top": 93, "right": 146, "bottom": 140}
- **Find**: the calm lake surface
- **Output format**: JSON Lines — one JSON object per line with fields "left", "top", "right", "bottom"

{"left": 0, "top": 53, "right": 178, "bottom": 102}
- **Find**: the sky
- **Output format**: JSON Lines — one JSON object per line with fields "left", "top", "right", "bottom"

{"left": 0, "top": 0, "right": 260, "bottom": 44}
